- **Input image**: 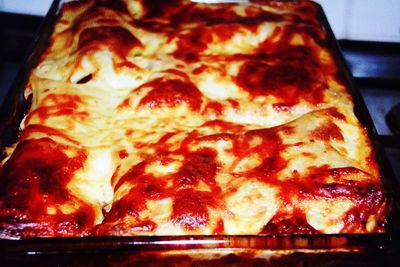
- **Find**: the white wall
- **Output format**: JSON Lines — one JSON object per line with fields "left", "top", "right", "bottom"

{"left": 0, "top": 0, "right": 53, "bottom": 16}
{"left": 315, "top": 0, "right": 400, "bottom": 42}
{"left": 1, "top": 0, "right": 399, "bottom": 42}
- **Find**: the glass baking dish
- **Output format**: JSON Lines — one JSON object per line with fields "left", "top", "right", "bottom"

{"left": 0, "top": 0, "right": 399, "bottom": 265}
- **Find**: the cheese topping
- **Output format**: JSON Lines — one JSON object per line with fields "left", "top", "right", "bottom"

{"left": 0, "top": 0, "right": 387, "bottom": 238}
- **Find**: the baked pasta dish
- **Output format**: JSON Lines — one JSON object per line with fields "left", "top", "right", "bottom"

{"left": 0, "top": 0, "right": 389, "bottom": 238}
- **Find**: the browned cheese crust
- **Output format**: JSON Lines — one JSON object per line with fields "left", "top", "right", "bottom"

{"left": 0, "top": 0, "right": 388, "bottom": 238}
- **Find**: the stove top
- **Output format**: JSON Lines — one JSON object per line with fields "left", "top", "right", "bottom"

{"left": 339, "top": 40, "right": 400, "bottom": 180}
{"left": 1, "top": 12, "right": 399, "bottom": 181}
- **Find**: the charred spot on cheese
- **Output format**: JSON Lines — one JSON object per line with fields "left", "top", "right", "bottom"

{"left": 174, "top": 148, "right": 218, "bottom": 188}
{"left": 235, "top": 61, "right": 325, "bottom": 105}
{"left": 141, "top": 0, "right": 182, "bottom": 19}
{"left": 139, "top": 78, "right": 203, "bottom": 111}
{"left": 263, "top": 216, "right": 317, "bottom": 234}
{"left": 172, "top": 189, "right": 216, "bottom": 230}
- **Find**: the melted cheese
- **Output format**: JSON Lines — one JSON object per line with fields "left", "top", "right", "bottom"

{"left": 0, "top": 0, "right": 387, "bottom": 238}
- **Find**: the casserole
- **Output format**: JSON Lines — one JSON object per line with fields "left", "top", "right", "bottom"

{"left": 0, "top": 0, "right": 398, "bottom": 266}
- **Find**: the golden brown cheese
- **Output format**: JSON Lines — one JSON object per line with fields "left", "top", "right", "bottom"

{"left": 94, "top": 109, "right": 384, "bottom": 235}
{"left": 0, "top": 0, "right": 388, "bottom": 238}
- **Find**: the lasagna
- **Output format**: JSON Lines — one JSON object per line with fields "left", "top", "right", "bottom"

{"left": 0, "top": 0, "right": 388, "bottom": 238}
